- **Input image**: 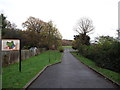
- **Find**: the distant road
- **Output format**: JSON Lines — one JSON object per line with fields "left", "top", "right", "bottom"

{"left": 28, "top": 48, "right": 117, "bottom": 88}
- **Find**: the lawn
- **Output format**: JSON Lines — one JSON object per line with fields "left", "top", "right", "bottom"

{"left": 62, "top": 46, "right": 72, "bottom": 48}
{"left": 2, "top": 50, "right": 62, "bottom": 88}
{"left": 0, "top": 75, "right": 1, "bottom": 89}
{"left": 71, "top": 52, "right": 120, "bottom": 85}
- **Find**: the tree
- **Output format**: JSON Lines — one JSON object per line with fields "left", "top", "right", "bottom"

{"left": 1, "top": 14, "right": 7, "bottom": 36}
{"left": 22, "top": 16, "right": 45, "bottom": 33}
{"left": 74, "top": 18, "right": 94, "bottom": 46}
{"left": 1, "top": 14, "right": 20, "bottom": 39}
{"left": 22, "top": 17, "right": 62, "bottom": 49}
{"left": 22, "top": 17, "right": 45, "bottom": 48}
{"left": 96, "top": 36, "right": 116, "bottom": 45}
{"left": 45, "top": 21, "right": 62, "bottom": 49}
{"left": 75, "top": 18, "right": 94, "bottom": 35}
{"left": 1, "top": 14, "right": 7, "bottom": 30}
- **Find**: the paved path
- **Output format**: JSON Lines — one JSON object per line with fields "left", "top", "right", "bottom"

{"left": 28, "top": 48, "right": 117, "bottom": 88}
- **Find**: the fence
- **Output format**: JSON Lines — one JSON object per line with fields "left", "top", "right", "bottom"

{"left": 2, "top": 48, "right": 46, "bottom": 66}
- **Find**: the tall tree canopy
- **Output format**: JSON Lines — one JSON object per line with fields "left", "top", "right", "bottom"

{"left": 2, "top": 14, "right": 62, "bottom": 49}
{"left": 22, "top": 16, "right": 62, "bottom": 49}
{"left": 75, "top": 18, "right": 94, "bottom": 35}
{"left": 72, "top": 18, "right": 94, "bottom": 49}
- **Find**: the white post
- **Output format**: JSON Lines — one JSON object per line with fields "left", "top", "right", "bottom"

{"left": 118, "top": 2, "right": 120, "bottom": 42}
{"left": 0, "top": 15, "right": 1, "bottom": 39}
{"left": 118, "top": 1, "right": 120, "bottom": 30}
{"left": 0, "top": 14, "right": 2, "bottom": 90}
{"left": 117, "top": 29, "right": 120, "bottom": 41}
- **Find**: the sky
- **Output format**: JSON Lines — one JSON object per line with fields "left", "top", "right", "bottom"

{"left": 0, "top": 0, "right": 119, "bottom": 41}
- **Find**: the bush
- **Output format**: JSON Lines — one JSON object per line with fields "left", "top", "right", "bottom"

{"left": 23, "top": 45, "right": 31, "bottom": 49}
{"left": 72, "top": 46, "right": 77, "bottom": 50}
{"left": 58, "top": 47, "right": 64, "bottom": 52}
{"left": 77, "top": 39, "right": 120, "bottom": 73}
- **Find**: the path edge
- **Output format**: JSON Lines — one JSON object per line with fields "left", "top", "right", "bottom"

{"left": 71, "top": 52, "right": 120, "bottom": 87}
{"left": 23, "top": 53, "right": 63, "bottom": 89}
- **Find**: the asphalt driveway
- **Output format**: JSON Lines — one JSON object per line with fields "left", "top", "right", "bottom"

{"left": 28, "top": 48, "right": 117, "bottom": 88}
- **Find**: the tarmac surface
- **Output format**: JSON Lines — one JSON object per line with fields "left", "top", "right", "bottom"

{"left": 28, "top": 48, "right": 118, "bottom": 88}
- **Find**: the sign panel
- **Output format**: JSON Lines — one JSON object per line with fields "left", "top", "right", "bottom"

{"left": 2, "top": 39, "right": 20, "bottom": 51}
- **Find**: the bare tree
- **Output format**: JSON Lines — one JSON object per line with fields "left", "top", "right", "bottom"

{"left": 75, "top": 18, "right": 94, "bottom": 35}
{"left": 73, "top": 18, "right": 94, "bottom": 46}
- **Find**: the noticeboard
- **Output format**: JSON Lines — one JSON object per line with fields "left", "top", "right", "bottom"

{"left": 1, "top": 39, "right": 20, "bottom": 51}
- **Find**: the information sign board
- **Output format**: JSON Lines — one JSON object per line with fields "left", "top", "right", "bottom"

{"left": 2, "top": 39, "right": 20, "bottom": 51}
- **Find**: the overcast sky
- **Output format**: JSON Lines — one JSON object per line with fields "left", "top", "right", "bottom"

{"left": 0, "top": 0, "right": 119, "bottom": 41}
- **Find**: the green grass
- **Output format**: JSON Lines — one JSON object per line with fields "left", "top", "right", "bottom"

{"left": 3, "top": 50, "right": 62, "bottom": 88}
{"left": 0, "top": 75, "right": 1, "bottom": 89}
{"left": 62, "top": 46, "right": 72, "bottom": 48}
{"left": 71, "top": 52, "right": 120, "bottom": 85}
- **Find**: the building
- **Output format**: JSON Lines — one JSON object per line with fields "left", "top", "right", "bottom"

{"left": 62, "top": 39, "right": 73, "bottom": 46}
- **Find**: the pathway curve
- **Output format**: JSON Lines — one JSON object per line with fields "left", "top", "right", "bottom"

{"left": 28, "top": 48, "right": 117, "bottom": 88}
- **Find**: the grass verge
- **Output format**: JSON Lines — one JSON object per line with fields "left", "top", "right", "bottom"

{"left": 71, "top": 52, "right": 120, "bottom": 85}
{"left": 3, "top": 50, "right": 62, "bottom": 88}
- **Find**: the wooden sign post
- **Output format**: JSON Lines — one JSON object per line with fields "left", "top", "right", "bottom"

{"left": 1, "top": 39, "right": 21, "bottom": 72}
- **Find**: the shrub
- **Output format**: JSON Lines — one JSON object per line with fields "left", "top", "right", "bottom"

{"left": 94, "top": 41, "right": 120, "bottom": 73}
{"left": 58, "top": 47, "right": 64, "bottom": 52}
{"left": 23, "top": 46, "right": 30, "bottom": 49}
{"left": 77, "top": 38, "right": 120, "bottom": 73}
{"left": 72, "top": 46, "right": 77, "bottom": 50}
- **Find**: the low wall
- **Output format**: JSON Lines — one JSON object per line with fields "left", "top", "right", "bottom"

{"left": 2, "top": 48, "right": 46, "bottom": 67}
